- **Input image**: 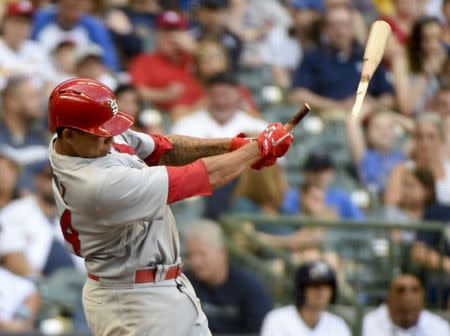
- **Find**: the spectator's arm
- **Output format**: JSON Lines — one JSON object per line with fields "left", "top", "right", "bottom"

{"left": 1, "top": 252, "right": 34, "bottom": 277}
{"left": 384, "top": 164, "right": 405, "bottom": 205}
{"left": 136, "top": 84, "right": 184, "bottom": 105}
{"left": 289, "top": 88, "right": 343, "bottom": 112}
{"left": 346, "top": 107, "right": 368, "bottom": 164}
{"left": 411, "top": 242, "right": 450, "bottom": 273}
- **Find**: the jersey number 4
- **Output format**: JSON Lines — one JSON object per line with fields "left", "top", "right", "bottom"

{"left": 60, "top": 209, "right": 82, "bottom": 257}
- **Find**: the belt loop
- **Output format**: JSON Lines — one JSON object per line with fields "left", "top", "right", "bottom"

{"left": 155, "top": 264, "right": 169, "bottom": 283}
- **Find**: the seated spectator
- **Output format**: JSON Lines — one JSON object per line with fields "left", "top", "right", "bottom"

{"left": 0, "top": 76, "right": 48, "bottom": 192}
{"left": 443, "top": 0, "right": 450, "bottom": 49}
{"left": 391, "top": 16, "right": 446, "bottom": 116}
{"left": 171, "top": 72, "right": 267, "bottom": 219}
{"left": 283, "top": 150, "right": 364, "bottom": 220}
{"left": 0, "top": 154, "right": 20, "bottom": 209}
{"left": 385, "top": 114, "right": 450, "bottom": 206}
{"left": 384, "top": 167, "right": 435, "bottom": 242}
{"left": 261, "top": 261, "right": 351, "bottom": 336}
{"left": 31, "top": 0, "right": 119, "bottom": 71}
{"left": 363, "top": 273, "right": 450, "bottom": 336}
{"left": 75, "top": 43, "right": 118, "bottom": 90}
{"left": 171, "top": 72, "right": 266, "bottom": 137}
{"left": 0, "top": 267, "right": 40, "bottom": 332}
{"left": 0, "top": 162, "right": 78, "bottom": 277}
{"left": 300, "top": 182, "right": 338, "bottom": 220}
{"left": 346, "top": 109, "right": 409, "bottom": 194}
{"left": 195, "top": 40, "right": 259, "bottom": 115}
{"left": 192, "top": 0, "right": 242, "bottom": 71}
{"left": 184, "top": 219, "right": 273, "bottom": 334}
{"left": 290, "top": 3, "right": 393, "bottom": 113}
{"left": 0, "top": 1, "right": 54, "bottom": 90}
{"left": 433, "top": 84, "right": 450, "bottom": 153}
{"left": 115, "top": 84, "right": 164, "bottom": 134}
{"left": 129, "top": 11, "right": 203, "bottom": 119}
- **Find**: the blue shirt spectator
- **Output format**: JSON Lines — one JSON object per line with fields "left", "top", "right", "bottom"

{"left": 282, "top": 186, "right": 364, "bottom": 220}
{"left": 31, "top": 3, "right": 119, "bottom": 71}
{"left": 292, "top": 43, "right": 392, "bottom": 100}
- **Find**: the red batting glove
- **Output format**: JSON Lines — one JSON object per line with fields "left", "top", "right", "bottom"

{"left": 256, "top": 122, "right": 293, "bottom": 158}
{"left": 229, "top": 132, "right": 252, "bottom": 152}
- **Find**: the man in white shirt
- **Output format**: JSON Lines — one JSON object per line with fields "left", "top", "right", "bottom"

{"left": 363, "top": 273, "right": 450, "bottom": 336}
{"left": 171, "top": 72, "right": 267, "bottom": 138}
{"left": 261, "top": 261, "right": 351, "bottom": 336}
{"left": 0, "top": 1, "right": 54, "bottom": 89}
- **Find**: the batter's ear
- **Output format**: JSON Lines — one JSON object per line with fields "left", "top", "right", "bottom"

{"left": 61, "top": 128, "right": 75, "bottom": 144}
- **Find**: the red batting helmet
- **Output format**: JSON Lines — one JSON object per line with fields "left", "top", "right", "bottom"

{"left": 48, "top": 78, "right": 133, "bottom": 137}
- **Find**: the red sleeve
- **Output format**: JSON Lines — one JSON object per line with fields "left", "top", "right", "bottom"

{"left": 144, "top": 134, "right": 173, "bottom": 166}
{"left": 166, "top": 160, "right": 212, "bottom": 204}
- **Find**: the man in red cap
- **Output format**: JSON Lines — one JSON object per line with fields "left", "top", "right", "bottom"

{"left": 0, "top": 0, "right": 53, "bottom": 89}
{"left": 129, "top": 11, "right": 204, "bottom": 120}
{"left": 47, "top": 77, "right": 294, "bottom": 335}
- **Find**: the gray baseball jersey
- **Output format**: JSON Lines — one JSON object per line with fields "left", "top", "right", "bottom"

{"left": 49, "top": 129, "right": 180, "bottom": 283}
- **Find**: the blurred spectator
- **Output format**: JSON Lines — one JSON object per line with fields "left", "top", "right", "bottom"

{"left": 195, "top": 40, "right": 258, "bottom": 115}
{"left": 346, "top": 110, "right": 409, "bottom": 194}
{"left": 282, "top": 150, "right": 364, "bottom": 220}
{"left": 31, "top": 0, "right": 119, "bottom": 71}
{"left": 325, "top": 0, "right": 369, "bottom": 46}
{"left": 192, "top": 0, "right": 241, "bottom": 71}
{"left": 363, "top": 273, "right": 450, "bottom": 336}
{"left": 115, "top": 84, "right": 164, "bottom": 134}
{"left": 105, "top": 0, "right": 161, "bottom": 66}
{"left": 0, "top": 267, "right": 40, "bottom": 332}
{"left": 261, "top": 261, "right": 350, "bottom": 336}
{"left": 0, "top": 0, "right": 54, "bottom": 90}
{"left": 384, "top": 167, "right": 436, "bottom": 242}
{"left": 0, "top": 154, "right": 20, "bottom": 209}
{"left": 392, "top": 16, "right": 446, "bottom": 116}
{"left": 172, "top": 73, "right": 266, "bottom": 219}
{"left": 381, "top": 0, "right": 423, "bottom": 47}
{"left": 0, "top": 76, "right": 48, "bottom": 192}
{"left": 433, "top": 84, "right": 450, "bottom": 152}
{"left": 172, "top": 72, "right": 266, "bottom": 138}
{"left": 75, "top": 43, "right": 118, "bottom": 90}
{"left": 184, "top": 219, "right": 273, "bottom": 334}
{"left": 129, "top": 10, "right": 203, "bottom": 119}
{"left": 0, "top": 162, "right": 78, "bottom": 277}
{"left": 385, "top": 114, "right": 450, "bottom": 206}
{"left": 290, "top": 3, "right": 393, "bottom": 113}
{"left": 49, "top": 40, "right": 77, "bottom": 83}
{"left": 300, "top": 182, "right": 338, "bottom": 220}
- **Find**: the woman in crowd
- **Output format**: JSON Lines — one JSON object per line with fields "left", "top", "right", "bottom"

{"left": 385, "top": 114, "right": 450, "bottom": 206}
{"left": 392, "top": 16, "right": 446, "bottom": 116}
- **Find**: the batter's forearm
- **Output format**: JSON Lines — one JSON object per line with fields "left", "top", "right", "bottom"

{"left": 201, "top": 142, "right": 260, "bottom": 190}
{"left": 159, "top": 135, "right": 231, "bottom": 166}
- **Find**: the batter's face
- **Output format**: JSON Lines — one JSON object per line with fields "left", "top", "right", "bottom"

{"left": 65, "top": 129, "right": 114, "bottom": 158}
{"left": 303, "top": 284, "right": 333, "bottom": 310}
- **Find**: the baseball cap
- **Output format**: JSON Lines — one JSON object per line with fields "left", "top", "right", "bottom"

{"left": 302, "top": 150, "right": 334, "bottom": 172}
{"left": 5, "top": 0, "right": 34, "bottom": 18}
{"left": 200, "top": 0, "right": 230, "bottom": 9}
{"left": 291, "top": 0, "right": 324, "bottom": 11}
{"left": 155, "top": 11, "right": 188, "bottom": 30}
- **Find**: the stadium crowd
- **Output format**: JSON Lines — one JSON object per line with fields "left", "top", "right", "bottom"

{"left": 2, "top": 0, "right": 450, "bottom": 334}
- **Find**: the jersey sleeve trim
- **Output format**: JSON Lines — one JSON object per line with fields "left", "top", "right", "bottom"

{"left": 166, "top": 160, "right": 212, "bottom": 204}
{"left": 144, "top": 134, "right": 173, "bottom": 166}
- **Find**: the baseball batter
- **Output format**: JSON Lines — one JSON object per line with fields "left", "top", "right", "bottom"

{"left": 47, "top": 78, "right": 294, "bottom": 336}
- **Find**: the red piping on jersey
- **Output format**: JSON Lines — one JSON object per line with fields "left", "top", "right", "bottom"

{"left": 112, "top": 143, "right": 136, "bottom": 155}
{"left": 166, "top": 160, "right": 212, "bottom": 204}
{"left": 144, "top": 134, "right": 173, "bottom": 166}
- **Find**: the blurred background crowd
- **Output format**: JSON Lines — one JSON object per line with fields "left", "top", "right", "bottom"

{"left": 2, "top": 0, "right": 450, "bottom": 334}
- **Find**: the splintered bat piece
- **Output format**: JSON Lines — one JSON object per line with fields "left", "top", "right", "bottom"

{"left": 284, "top": 103, "right": 311, "bottom": 132}
{"left": 351, "top": 20, "right": 391, "bottom": 119}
